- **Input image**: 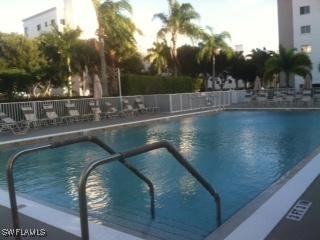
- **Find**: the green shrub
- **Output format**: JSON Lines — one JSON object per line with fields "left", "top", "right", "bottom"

{"left": 0, "top": 69, "right": 34, "bottom": 98}
{"left": 121, "top": 74, "right": 194, "bottom": 95}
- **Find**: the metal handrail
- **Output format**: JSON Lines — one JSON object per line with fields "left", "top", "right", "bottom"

{"left": 79, "top": 140, "right": 222, "bottom": 240}
{"left": 6, "top": 136, "right": 155, "bottom": 240}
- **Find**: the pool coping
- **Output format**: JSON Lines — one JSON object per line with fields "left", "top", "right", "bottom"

{"left": 0, "top": 189, "right": 143, "bottom": 240}
{"left": 0, "top": 108, "right": 221, "bottom": 150}
{"left": 206, "top": 145, "right": 320, "bottom": 240}
{"left": 226, "top": 107, "right": 320, "bottom": 111}
{"left": 0, "top": 108, "right": 222, "bottom": 240}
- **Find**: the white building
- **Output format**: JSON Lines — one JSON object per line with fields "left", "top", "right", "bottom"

{"left": 22, "top": 0, "right": 98, "bottom": 39}
{"left": 278, "top": 0, "right": 320, "bottom": 89}
{"left": 214, "top": 76, "right": 245, "bottom": 90}
{"left": 22, "top": 0, "right": 99, "bottom": 96}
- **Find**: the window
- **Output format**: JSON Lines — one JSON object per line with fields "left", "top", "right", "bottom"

{"left": 301, "top": 25, "right": 311, "bottom": 34}
{"left": 228, "top": 80, "right": 232, "bottom": 84}
{"left": 60, "top": 19, "right": 65, "bottom": 25}
{"left": 24, "top": 27, "right": 28, "bottom": 36}
{"left": 300, "top": 6, "right": 310, "bottom": 15}
{"left": 45, "top": 21, "right": 48, "bottom": 27}
{"left": 301, "top": 45, "right": 312, "bottom": 53}
{"left": 37, "top": 24, "right": 41, "bottom": 31}
{"left": 51, "top": 19, "right": 55, "bottom": 25}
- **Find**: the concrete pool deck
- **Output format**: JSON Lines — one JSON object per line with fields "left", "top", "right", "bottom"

{"left": 206, "top": 146, "right": 320, "bottom": 240}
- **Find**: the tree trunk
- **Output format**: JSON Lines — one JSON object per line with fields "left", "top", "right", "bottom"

{"left": 67, "top": 56, "right": 72, "bottom": 97}
{"left": 285, "top": 72, "right": 290, "bottom": 88}
{"left": 99, "top": 33, "right": 108, "bottom": 96}
{"left": 171, "top": 33, "right": 178, "bottom": 77}
{"left": 212, "top": 54, "right": 216, "bottom": 90}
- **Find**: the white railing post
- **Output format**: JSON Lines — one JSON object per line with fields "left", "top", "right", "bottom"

{"left": 169, "top": 94, "right": 173, "bottom": 113}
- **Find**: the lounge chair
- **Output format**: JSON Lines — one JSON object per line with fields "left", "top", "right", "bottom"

{"left": 243, "top": 91, "right": 253, "bottom": 103}
{"left": 0, "top": 112, "right": 29, "bottom": 135}
{"left": 256, "top": 92, "right": 267, "bottom": 103}
{"left": 65, "top": 102, "right": 81, "bottom": 122}
{"left": 89, "top": 101, "right": 105, "bottom": 121}
{"left": 135, "top": 97, "right": 159, "bottom": 113}
{"left": 135, "top": 97, "right": 150, "bottom": 112}
{"left": 313, "top": 88, "right": 320, "bottom": 102}
{"left": 283, "top": 90, "right": 295, "bottom": 106}
{"left": 105, "top": 102, "right": 119, "bottom": 118}
{"left": 20, "top": 106, "right": 42, "bottom": 127}
{"left": 43, "top": 104, "right": 63, "bottom": 125}
{"left": 122, "top": 99, "right": 137, "bottom": 116}
{"left": 273, "top": 91, "right": 283, "bottom": 103}
{"left": 301, "top": 90, "right": 312, "bottom": 106}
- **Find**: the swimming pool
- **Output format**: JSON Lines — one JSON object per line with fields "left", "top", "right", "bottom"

{"left": 1, "top": 111, "right": 320, "bottom": 240}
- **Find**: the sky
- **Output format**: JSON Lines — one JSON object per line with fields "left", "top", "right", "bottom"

{"left": 0, "top": 0, "right": 279, "bottom": 55}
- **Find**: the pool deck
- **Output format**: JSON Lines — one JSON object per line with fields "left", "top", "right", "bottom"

{"left": 0, "top": 108, "right": 221, "bottom": 150}
{"left": 207, "top": 146, "right": 320, "bottom": 240}
{"left": 226, "top": 101, "right": 320, "bottom": 111}
{"left": 266, "top": 175, "right": 320, "bottom": 240}
{"left": 0, "top": 205, "right": 80, "bottom": 240}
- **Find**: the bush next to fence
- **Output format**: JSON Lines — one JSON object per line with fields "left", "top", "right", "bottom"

{"left": 0, "top": 69, "right": 34, "bottom": 99}
{"left": 121, "top": 74, "right": 194, "bottom": 95}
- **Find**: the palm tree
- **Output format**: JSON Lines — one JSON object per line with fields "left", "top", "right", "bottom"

{"left": 197, "top": 27, "right": 232, "bottom": 89}
{"left": 92, "top": 0, "right": 108, "bottom": 96}
{"left": 39, "top": 26, "right": 81, "bottom": 96}
{"left": 247, "top": 48, "right": 274, "bottom": 77}
{"left": 93, "top": 0, "right": 141, "bottom": 95}
{"left": 264, "top": 45, "right": 312, "bottom": 88}
{"left": 153, "top": 0, "right": 201, "bottom": 77}
{"left": 145, "top": 41, "right": 171, "bottom": 75}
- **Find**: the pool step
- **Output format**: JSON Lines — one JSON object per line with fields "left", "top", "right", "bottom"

{"left": 90, "top": 206, "right": 210, "bottom": 240}
{"left": 112, "top": 206, "right": 209, "bottom": 237}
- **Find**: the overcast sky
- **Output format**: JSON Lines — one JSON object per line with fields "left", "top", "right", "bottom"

{"left": 0, "top": 0, "right": 279, "bottom": 54}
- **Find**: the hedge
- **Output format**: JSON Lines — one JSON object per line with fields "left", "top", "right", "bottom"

{"left": 121, "top": 74, "right": 194, "bottom": 95}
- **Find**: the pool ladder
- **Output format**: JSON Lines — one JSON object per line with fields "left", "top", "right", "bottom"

{"left": 6, "top": 136, "right": 222, "bottom": 240}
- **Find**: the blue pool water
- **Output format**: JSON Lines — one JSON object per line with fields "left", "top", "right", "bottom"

{"left": 1, "top": 111, "right": 320, "bottom": 239}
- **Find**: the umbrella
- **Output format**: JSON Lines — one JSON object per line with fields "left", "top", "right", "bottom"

{"left": 93, "top": 74, "right": 103, "bottom": 99}
{"left": 304, "top": 74, "right": 312, "bottom": 89}
{"left": 254, "top": 76, "right": 262, "bottom": 91}
{"left": 93, "top": 74, "right": 103, "bottom": 121}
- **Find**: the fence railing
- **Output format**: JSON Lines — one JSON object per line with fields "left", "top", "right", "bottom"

{"left": 169, "top": 91, "right": 233, "bottom": 113}
{"left": 0, "top": 91, "right": 239, "bottom": 122}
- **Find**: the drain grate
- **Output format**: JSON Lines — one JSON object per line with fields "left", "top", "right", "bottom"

{"left": 286, "top": 200, "right": 312, "bottom": 222}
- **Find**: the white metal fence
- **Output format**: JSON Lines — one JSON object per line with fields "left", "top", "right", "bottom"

{"left": 169, "top": 91, "right": 233, "bottom": 113}
{"left": 0, "top": 91, "right": 243, "bottom": 121}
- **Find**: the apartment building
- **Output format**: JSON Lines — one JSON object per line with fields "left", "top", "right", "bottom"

{"left": 278, "top": 0, "right": 320, "bottom": 89}
{"left": 22, "top": 0, "right": 98, "bottom": 39}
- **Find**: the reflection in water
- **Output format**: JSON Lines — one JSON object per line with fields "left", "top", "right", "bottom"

{"left": 179, "top": 175, "right": 197, "bottom": 197}
{"left": 178, "top": 118, "right": 196, "bottom": 157}
{"left": 239, "top": 127, "right": 256, "bottom": 166}
{"left": 86, "top": 171, "right": 111, "bottom": 210}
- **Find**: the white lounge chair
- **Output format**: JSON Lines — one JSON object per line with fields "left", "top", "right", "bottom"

{"left": 301, "top": 90, "right": 312, "bottom": 106}
{"left": 0, "top": 112, "right": 29, "bottom": 135}
{"left": 134, "top": 97, "right": 159, "bottom": 112}
{"left": 89, "top": 101, "right": 105, "bottom": 121}
{"left": 65, "top": 102, "right": 81, "bottom": 122}
{"left": 20, "top": 106, "right": 42, "bottom": 127}
{"left": 43, "top": 104, "right": 63, "bottom": 125}
{"left": 122, "top": 99, "right": 137, "bottom": 116}
{"left": 105, "top": 102, "right": 119, "bottom": 118}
